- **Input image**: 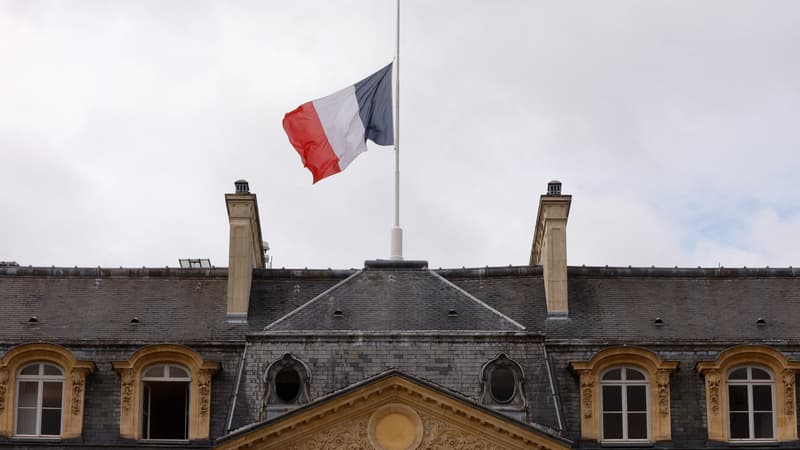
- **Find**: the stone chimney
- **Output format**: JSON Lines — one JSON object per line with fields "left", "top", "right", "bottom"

{"left": 530, "top": 181, "right": 572, "bottom": 316}
{"left": 225, "top": 180, "right": 266, "bottom": 321}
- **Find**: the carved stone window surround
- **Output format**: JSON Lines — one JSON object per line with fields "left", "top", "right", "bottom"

{"left": 570, "top": 346, "right": 679, "bottom": 443}
{"left": 696, "top": 345, "right": 800, "bottom": 443}
{"left": 0, "top": 343, "right": 96, "bottom": 439}
{"left": 478, "top": 353, "right": 527, "bottom": 416}
{"left": 112, "top": 344, "right": 220, "bottom": 441}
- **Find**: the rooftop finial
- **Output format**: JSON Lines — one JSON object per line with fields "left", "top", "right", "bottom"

{"left": 234, "top": 179, "right": 250, "bottom": 194}
{"left": 547, "top": 180, "right": 562, "bottom": 196}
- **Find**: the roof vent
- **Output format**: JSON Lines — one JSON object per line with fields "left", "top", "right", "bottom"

{"left": 756, "top": 318, "right": 766, "bottom": 326}
{"left": 333, "top": 310, "right": 344, "bottom": 318}
{"left": 234, "top": 179, "right": 250, "bottom": 194}
{"left": 448, "top": 309, "right": 458, "bottom": 317}
{"left": 654, "top": 317, "right": 664, "bottom": 326}
{"left": 547, "top": 180, "right": 562, "bottom": 196}
{"left": 28, "top": 316, "right": 38, "bottom": 323}
{"left": 130, "top": 317, "right": 141, "bottom": 324}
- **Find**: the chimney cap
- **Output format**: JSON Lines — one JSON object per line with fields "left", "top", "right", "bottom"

{"left": 234, "top": 179, "right": 250, "bottom": 194}
{"left": 547, "top": 180, "right": 562, "bottom": 196}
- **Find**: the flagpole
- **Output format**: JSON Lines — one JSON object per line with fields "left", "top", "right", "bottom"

{"left": 390, "top": 0, "right": 403, "bottom": 260}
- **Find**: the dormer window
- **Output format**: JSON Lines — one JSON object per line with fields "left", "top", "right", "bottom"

{"left": 479, "top": 354, "right": 526, "bottom": 421}
{"left": 261, "top": 354, "right": 311, "bottom": 420}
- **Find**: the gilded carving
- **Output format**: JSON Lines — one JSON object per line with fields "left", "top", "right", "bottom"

{"left": 71, "top": 369, "right": 85, "bottom": 416}
{"left": 784, "top": 370, "right": 795, "bottom": 416}
{"left": 580, "top": 372, "right": 593, "bottom": 418}
{"left": 0, "top": 367, "right": 8, "bottom": 414}
{"left": 706, "top": 370, "right": 720, "bottom": 416}
{"left": 198, "top": 370, "right": 212, "bottom": 417}
{"left": 120, "top": 369, "right": 135, "bottom": 413}
{"left": 656, "top": 369, "right": 670, "bottom": 415}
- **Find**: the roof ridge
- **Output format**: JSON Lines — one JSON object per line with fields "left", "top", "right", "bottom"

{"left": 263, "top": 269, "right": 364, "bottom": 331}
{"left": 428, "top": 270, "right": 525, "bottom": 330}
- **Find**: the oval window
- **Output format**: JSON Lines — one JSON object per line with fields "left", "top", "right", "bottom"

{"left": 275, "top": 367, "right": 301, "bottom": 403}
{"left": 490, "top": 366, "right": 515, "bottom": 403}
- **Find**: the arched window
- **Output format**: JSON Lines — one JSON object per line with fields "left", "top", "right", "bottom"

{"left": 112, "top": 345, "right": 220, "bottom": 441}
{"left": 0, "top": 343, "right": 95, "bottom": 439}
{"left": 140, "top": 364, "right": 191, "bottom": 440}
{"left": 727, "top": 366, "right": 774, "bottom": 440}
{"left": 600, "top": 367, "right": 648, "bottom": 441}
{"left": 570, "top": 347, "right": 678, "bottom": 443}
{"left": 15, "top": 363, "right": 64, "bottom": 437}
{"left": 697, "top": 345, "right": 800, "bottom": 443}
{"left": 261, "top": 354, "right": 311, "bottom": 420}
{"left": 479, "top": 354, "right": 526, "bottom": 421}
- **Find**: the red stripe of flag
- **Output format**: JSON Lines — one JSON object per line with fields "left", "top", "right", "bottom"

{"left": 282, "top": 102, "right": 341, "bottom": 183}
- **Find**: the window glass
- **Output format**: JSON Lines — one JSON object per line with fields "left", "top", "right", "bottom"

{"left": 43, "top": 364, "right": 62, "bottom": 376}
{"left": 143, "top": 365, "right": 164, "bottom": 378}
{"left": 728, "top": 385, "right": 748, "bottom": 411}
{"left": 16, "top": 409, "right": 37, "bottom": 435}
{"left": 602, "top": 368, "right": 622, "bottom": 380}
{"left": 751, "top": 368, "right": 771, "bottom": 380}
{"left": 628, "top": 413, "right": 648, "bottom": 439}
{"left": 754, "top": 413, "right": 773, "bottom": 439}
{"left": 626, "top": 369, "right": 646, "bottom": 381}
{"left": 169, "top": 366, "right": 189, "bottom": 378}
{"left": 602, "top": 385, "right": 622, "bottom": 411}
{"left": 20, "top": 365, "right": 39, "bottom": 376}
{"left": 42, "top": 382, "right": 63, "bottom": 408}
{"left": 627, "top": 385, "right": 647, "bottom": 411}
{"left": 730, "top": 413, "right": 749, "bottom": 439}
{"left": 752, "top": 385, "right": 772, "bottom": 411}
{"left": 729, "top": 368, "right": 748, "bottom": 380}
{"left": 603, "top": 413, "right": 623, "bottom": 439}
{"left": 18, "top": 382, "right": 38, "bottom": 407}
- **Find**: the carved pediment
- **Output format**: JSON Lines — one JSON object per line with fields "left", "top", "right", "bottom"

{"left": 215, "top": 372, "right": 570, "bottom": 450}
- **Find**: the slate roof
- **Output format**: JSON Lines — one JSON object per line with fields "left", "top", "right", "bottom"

{"left": 263, "top": 260, "right": 524, "bottom": 332}
{"left": 443, "top": 265, "right": 800, "bottom": 343}
{"left": 0, "top": 266, "right": 245, "bottom": 343}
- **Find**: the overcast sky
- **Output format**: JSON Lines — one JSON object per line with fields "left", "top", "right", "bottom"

{"left": 1, "top": 1, "right": 799, "bottom": 270}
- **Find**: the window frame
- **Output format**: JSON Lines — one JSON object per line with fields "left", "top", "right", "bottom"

{"left": 726, "top": 366, "right": 776, "bottom": 441}
{"left": 0, "top": 344, "right": 95, "bottom": 440}
{"left": 697, "top": 347, "right": 799, "bottom": 443}
{"left": 112, "top": 345, "right": 220, "bottom": 441}
{"left": 14, "top": 362, "right": 65, "bottom": 438}
{"left": 599, "top": 366, "right": 650, "bottom": 443}
{"left": 570, "top": 347, "right": 678, "bottom": 443}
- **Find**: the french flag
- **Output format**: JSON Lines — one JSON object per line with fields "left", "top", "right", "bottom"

{"left": 283, "top": 63, "right": 394, "bottom": 183}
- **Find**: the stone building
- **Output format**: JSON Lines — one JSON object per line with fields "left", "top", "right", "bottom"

{"left": 1, "top": 179, "right": 799, "bottom": 449}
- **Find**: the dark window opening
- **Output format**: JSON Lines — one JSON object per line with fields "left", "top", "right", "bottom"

{"left": 142, "top": 381, "right": 189, "bottom": 440}
{"left": 489, "top": 366, "right": 515, "bottom": 403}
{"left": 275, "top": 367, "right": 301, "bottom": 403}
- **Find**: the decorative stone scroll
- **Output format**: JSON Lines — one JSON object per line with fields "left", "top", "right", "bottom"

{"left": 198, "top": 370, "right": 212, "bottom": 417}
{"left": 706, "top": 370, "right": 721, "bottom": 416}
{"left": 0, "top": 368, "right": 8, "bottom": 415}
{"left": 656, "top": 369, "right": 671, "bottom": 415}
{"left": 579, "top": 372, "right": 593, "bottom": 418}
{"left": 784, "top": 370, "right": 796, "bottom": 416}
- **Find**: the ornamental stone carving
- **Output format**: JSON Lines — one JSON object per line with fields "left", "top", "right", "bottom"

{"left": 71, "top": 369, "right": 86, "bottom": 416}
{"left": 706, "top": 370, "right": 720, "bottom": 416}
{"left": 198, "top": 370, "right": 212, "bottom": 417}
{"left": 579, "top": 372, "right": 593, "bottom": 418}
{"left": 285, "top": 415, "right": 370, "bottom": 450}
{"left": 0, "top": 368, "right": 7, "bottom": 414}
{"left": 784, "top": 370, "right": 795, "bottom": 416}
{"left": 656, "top": 369, "right": 670, "bottom": 415}
{"left": 120, "top": 368, "right": 135, "bottom": 413}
